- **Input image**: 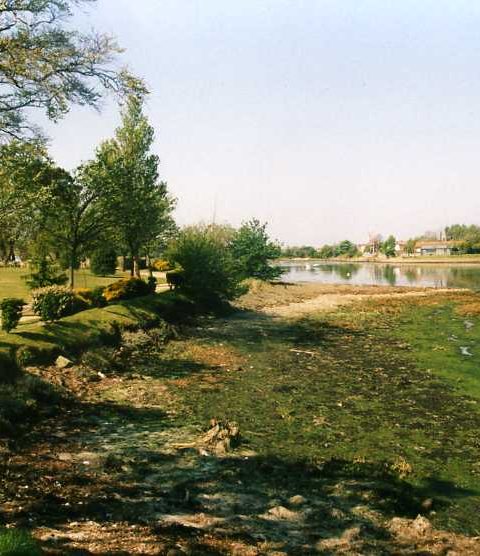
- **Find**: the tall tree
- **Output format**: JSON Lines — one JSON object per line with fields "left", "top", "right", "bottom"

{"left": 0, "top": 0, "right": 143, "bottom": 139}
{"left": 93, "top": 95, "right": 175, "bottom": 277}
{"left": 381, "top": 235, "right": 397, "bottom": 258}
{"left": 0, "top": 139, "right": 52, "bottom": 262}
{"left": 38, "top": 164, "right": 107, "bottom": 287}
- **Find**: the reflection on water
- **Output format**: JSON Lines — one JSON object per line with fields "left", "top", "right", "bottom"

{"left": 280, "top": 261, "right": 480, "bottom": 289}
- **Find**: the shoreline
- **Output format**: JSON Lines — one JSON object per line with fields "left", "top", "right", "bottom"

{"left": 279, "top": 256, "right": 480, "bottom": 266}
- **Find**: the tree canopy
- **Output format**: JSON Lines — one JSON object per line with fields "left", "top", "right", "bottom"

{"left": 230, "top": 219, "right": 283, "bottom": 281}
{"left": 91, "top": 94, "right": 175, "bottom": 277}
{"left": 0, "top": 0, "right": 143, "bottom": 139}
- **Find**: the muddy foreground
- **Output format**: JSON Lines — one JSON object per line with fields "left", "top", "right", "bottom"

{"left": 1, "top": 282, "right": 480, "bottom": 554}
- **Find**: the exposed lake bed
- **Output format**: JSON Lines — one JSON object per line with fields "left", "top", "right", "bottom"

{"left": 3, "top": 281, "right": 480, "bottom": 554}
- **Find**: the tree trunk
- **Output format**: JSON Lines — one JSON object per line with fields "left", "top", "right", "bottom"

{"left": 7, "top": 240, "right": 15, "bottom": 262}
{"left": 146, "top": 254, "right": 153, "bottom": 278}
{"left": 69, "top": 247, "right": 76, "bottom": 289}
{"left": 133, "top": 254, "right": 141, "bottom": 278}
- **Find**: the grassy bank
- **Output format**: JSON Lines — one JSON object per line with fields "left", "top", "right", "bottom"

{"left": 0, "top": 268, "right": 131, "bottom": 302}
{"left": 0, "top": 292, "right": 188, "bottom": 370}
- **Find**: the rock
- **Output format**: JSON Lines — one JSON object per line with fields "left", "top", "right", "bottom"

{"left": 421, "top": 498, "right": 433, "bottom": 511}
{"left": 263, "top": 505, "right": 299, "bottom": 521}
{"left": 202, "top": 419, "right": 240, "bottom": 454}
{"left": 411, "top": 515, "right": 432, "bottom": 535}
{"left": 289, "top": 495, "right": 307, "bottom": 506}
{"left": 55, "top": 355, "right": 73, "bottom": 369}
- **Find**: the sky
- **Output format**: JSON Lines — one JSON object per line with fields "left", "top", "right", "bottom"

{"left": 40, "top": 0, "right": 480, "bottom": 246}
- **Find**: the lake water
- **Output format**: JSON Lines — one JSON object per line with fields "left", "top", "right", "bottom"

{"left": 280, "top": 261, "right": 480, "bottom": 289}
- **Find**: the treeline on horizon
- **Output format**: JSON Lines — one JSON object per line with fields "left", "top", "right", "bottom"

{"left": 283, "top": 225, "right": 480, "bottom": 259}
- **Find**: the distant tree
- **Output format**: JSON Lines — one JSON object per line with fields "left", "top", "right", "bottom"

{"left": 281, "top": 245, "right": 317, "bottom": 258}
{"left": 90, "top": 246, "right": 117, "bottom": 276}
{"left": 381, "top": 235, "right": 396, "bottom": 258}
{"left": 229, "top": 219, "right": 283, "bottom": 281}
{"left": 91, "top": 95, "right": 175, "bottom": 278}
{"left": 336, "top": 240, "right": 359, "bottom": 258}
{"left": 0, "top": 0, "right": 144, "bottom": 139}
{"left": 405, "top": 238, "right": 417, "bottom": 255}
{"left": 26, "top": 256, "right": 68, "bottom": 289}
{"left": 35, "top": 165, "right": 109, "bottom": 288}
{"left": 318, "top": 244, "right": 335, "bottom": 259}
{"left": 445, "top": 224, "right": 480, "bottom": 253}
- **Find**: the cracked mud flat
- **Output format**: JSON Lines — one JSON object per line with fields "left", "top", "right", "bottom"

{"left": 1, "top": 284, "right": 480, "bottom": 554}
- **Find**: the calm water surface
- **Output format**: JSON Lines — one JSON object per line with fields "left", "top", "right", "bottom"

{"left": 280, "top": 261, "right": 480, "bottom": 289}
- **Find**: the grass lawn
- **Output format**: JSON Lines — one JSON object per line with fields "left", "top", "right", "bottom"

{"left": 0, "top": 268, "right": 130, "bottom": 301}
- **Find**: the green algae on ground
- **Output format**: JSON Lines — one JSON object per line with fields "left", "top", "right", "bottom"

{"left": 167, "top": 297, "right": 480, "bottom": 536}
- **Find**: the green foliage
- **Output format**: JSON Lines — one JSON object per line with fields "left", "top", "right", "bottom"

{"left": 147, "top": 275, "right": 157, "bottom": 293}
{"left": 166, "top": 268, "right": 185, "bottom": 290}
{"left": 166, "top": 225, "right": 246, "bottom": 305}
{"left": 90, "top": 245, "right": 118, "bottom": 276}
{"left": 0, "top": 0, "right": 142, "bottom": 139}
{"left": 0, "top": 528, "right": 41, "bottom": 556}
{"left": 26, "top": 257, "right": 68, "bottom": 289}
{"left": 381, "top": 235, "right": 397, "bottom": 258}
{"left": 445, "top": 224, "right": 480, "bottom": 254}
{"left": 405, "top": 238, "right": 417, "bottom": 255}
{"left": 317, "top": 240, "right": 358, "bottom": 258}
{"left": 229, "top": 219, "right": 283, "bottom": 281}
{"left": 103, "top": 278, "right": 151, "bottom": 302}
{"left": 318, "top": 244, "right": 335, "bottom": 258}
{"left": 36, "top": 165, "right": 112, "bottom": 288}
{"left": 0, "top": 352, "right": 21, "bottom": 385}
{"left": 31, "top": 286, "right": 87, "bottom": 322}
{"left": 0, "top": 141, "right": 53, "bottom": 264}
{"left": 336, "top": 239, "right": 359, "bottom": 258}
{"left": 282, "top": 245, "right": 318, "bottom": 258}
{"left": 74, "top": 287, "right": 108, "bottom": 308}
{"left": 0, "top": 298, "right": 24, "bottom": 333}
{"left": 90, "top": 95, "right": 175, "bottom": 277}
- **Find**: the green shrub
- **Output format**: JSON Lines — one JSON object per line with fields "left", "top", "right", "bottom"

{"left": 31, "top": 286, "right": 88, "bottom": 322}
{"left": 0, "top": 352, "right": 21, "bottom": 384}
{"left": 103, "top": 278, "right": 151, "bottom": 302}
{"left": 0, "top": 375, "right": 62, "bottom": 436}
{"left": 0, "top": 528, "right": 41, "bottom": 555}
{"left": 0, "top": 298, "right": 24, "bottom": 332}
{"left": 166, "top": 268, "right": 184, "bottom": 290}
{"left": 147, "top": 275, "right": 157, "bottom": 293}
{"left": 229, "top": 219, "right": 284, "bottom": 281}
{"left": 90, "top": 245, "right": 117, "bottom": 276}
{"left": 25, "top": 257, "right": 68, "bottom": 289}
{"left": 74, "top": 286, "right": 107, "bottom": 308}
{"left": 166, "top": 225, "right": 246, "bottom": 306}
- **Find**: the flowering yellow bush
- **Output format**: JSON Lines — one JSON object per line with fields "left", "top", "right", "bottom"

{"left": 103, "top": 278, "right": 150, "bottom": 302}
{"left": 152, "top": 259, "right": 172, "bottom": 271}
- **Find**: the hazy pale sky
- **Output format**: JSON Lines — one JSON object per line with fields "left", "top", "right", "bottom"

{"left": 40, "top": 0, "right": 480, "bottom": 246}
